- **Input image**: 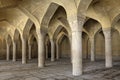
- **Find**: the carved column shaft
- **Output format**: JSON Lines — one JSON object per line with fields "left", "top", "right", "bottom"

{"left": 37, "top": 33, "right": 45, "bottom": 68}
{"left": 6, "top": 43, "right": 10, "bottom": 61}
{"left": 103, "top": 28, "right": 112, "bottom": 68}
{"left": 56, "top": 43, "right": 59, "bottom": 60}
{"left": 13, "top": 42, "right": 16, "bottom": 62}
{"left": 90, "top": 38, "right": 95, "bottom": 61}
{"left": 28, "top": 44, "right": 32, "bottom": 60}
{"left": 72, "top": 31, "right": 82, "bottom": 76}
{"left": 22, "top": 38, "right": 27, "bottom": 64}
{"left": 50, "top": 39, "right": 55, "bottom": 61}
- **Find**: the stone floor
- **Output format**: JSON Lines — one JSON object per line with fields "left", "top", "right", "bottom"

{"left": 0, "top": 59, "right": 119, "bottom": 80}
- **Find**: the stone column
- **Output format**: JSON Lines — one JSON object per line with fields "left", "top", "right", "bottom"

{"left": 37, "top": 33, "right": 45, "bottom": 68}
{"left": 28, "top": 44, "right": 32, "bottom": 60}
{"left": 45, "top": 45, "right": 48, "bottom": 59}
{"left": 68, "top": 15, "right": 85, "bottom": 76}
{"left": 13, "top": 41, "right": 16, "bottom": 62}
{"left": 103, "top": 28, "right": 112, "bottom": 68}
{"left": 22, "top": 38, "right": 27, "bottom": 64}
{"left": 72, "top": 31, "right": 83, "bottom": 76}
{"left": 6, "top": 43, "right": 10, "bottom": 61}
{"left": 50, "top": 39, "right": 55, "bottom": 61}
{"left": 56, "top": 43, "right": 59, "bottom": 60}
{"left": 90, "top": 38, "right": 95, "bottom": 61}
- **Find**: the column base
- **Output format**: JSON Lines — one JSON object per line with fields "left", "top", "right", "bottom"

{"left": 106, "top": 64, "right": 113, "bottom": 68}
{"left": 91, "top": 59, "right": 95, "bottom": 62}
{"left": 13, "top": 59, "right": 16, "bottom": 62}
{"left": 6, "top": 59, "right": 10, "bottom": 61}
{"left": 56, "top": 58, "right": 59, "bottom": 60}
{"left": 72, "top": 62, "right": 82, "bottom": 76}
{"left": 28, "top": 58, "right": 32, "bottom": 60}
{"left": 51, "top": 59, "right": 55, "bottom": 62}
{"left": 22, "top": 61, "right": 27, "bottom": 64}
{"left": 38, "top": 64, "right": 44, "bottom": 68}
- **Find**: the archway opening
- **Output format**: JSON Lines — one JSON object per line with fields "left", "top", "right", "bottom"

{"left": 82, "top": 32, "right": 90, "bottom": 60}
{"left": 31, "top": 36, "right": 38, "bottom": 59}
{"left": 95, "top": 31, "right": 105, "bottom": 60}
{"left": 6, "top": 35, "right": 13, "bottom": 60}
{"left": 59, "top": 35, "right": 70, "bottom": 59}
{"left": 16, "top": 34, "right": 22, "bottom": 60}
{"left": 28, "top": 23, "right": 38, "bottom": 62}
{"left": 14, "top": 29, "right": 22, "bottom": 61}
{"left": 111, "top": 28, "right": 120, "bottom": 61}
{"left": 45, "top": 34, "right": 51, "bottom": 59}
{"left": 83, "top": 18, "right": 102, "bottom": 61}
{"left": 0, "top": 38, "right": 5, "bottom": 59}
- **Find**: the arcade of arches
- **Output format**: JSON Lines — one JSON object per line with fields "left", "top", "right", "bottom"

{"left": 0, "top": 0, "right": 120, "bottom": 80}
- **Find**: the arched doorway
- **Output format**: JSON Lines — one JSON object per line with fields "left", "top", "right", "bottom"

{"left": 59, "top": 35, "right": 70, "bottom": 59}
{"left": 111, "top": 28, "right": 120, "bottom": 61}
{"left": 14, "top": 29, "right": 22, "bottom": 61}
{"left": 82, "top": 32, "right": 90, "bottom": 59}
{"left": 95, "top": 31, "right": 105, "bottom": 60}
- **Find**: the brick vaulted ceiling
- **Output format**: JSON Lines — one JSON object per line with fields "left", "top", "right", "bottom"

{"left": 0, "top": 0, "right": 120, "bottom": 40}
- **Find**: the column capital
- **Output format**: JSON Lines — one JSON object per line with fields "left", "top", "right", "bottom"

{"left": 103, "top": 28, "right": 112, "bottom": 39}
{"left": 7, "top": 43, "right": 10, "bottom": 47}
{"left": 22, "top": 38, "right": 27, "bottom": 42}
{"left": 90, "top": 35, "right": 94, "bottom": 40}
{"left": 90, "top": 38, "right": 94, "bottom": 42}
{"left": 103, "top": 28, "right": 111, "bottom": 33}
{"left": 12, "top": 41, "right": 16, "bottom": 45}
{"left": 69, "top": 15, "right": 85, "bottom": 33}
{"left": 68, "top": 13, "right": 85, "bottom": 22}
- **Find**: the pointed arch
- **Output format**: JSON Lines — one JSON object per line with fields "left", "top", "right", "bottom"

{"left": 56, "top": 31, "right": 70, "bottom": 58}
{"left": 53, "top": 25, "right": 68, "bottom": 41}
{"left": 83, "top": 18, "right": 102, "bottom": 38}
{"left": 78, "top": 0, "right": 93, "bottom": 16}
{"left": 6, "top": 34, "right": 12, "bottom": 45}
{"left": 56, "top": 32, "right": 68, "bottom": 44}
{"left": 41, "top": 2, "right": 67, "bottom": 34}
{"left": 18, "top": 6, "right": 40, "bottom": 32}
{"left": 45, "top": 34, "right": 50, "bottom": 45}
{"left": 28, "top": 31, "right": 37, "bottom": 45}
{"left": 23, "top": 19, "right": 36, "bottom": 40}
{"left": 13, "top": 29, "right": 21, "bottom": 42}
{"left": 94, "top": 28, "right": 103, "bottom": 38}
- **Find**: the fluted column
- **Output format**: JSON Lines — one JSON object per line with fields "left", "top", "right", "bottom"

{"left": 22, "top": 38, "right": 27, "bottom": 64}
{"left": 56, "top": 43, "right": 59, "bottom": 60}
{"left": 13, "top": 41, "right": 16, "bottom": 62}
{"left": 45, "top": 45, "right": 48, "bottom": 59}
{"left": 37, "top": 33, "right": 45, "bottom": 68}
{"left": 90, "top": 38, "right": 95, "bottom": 61}
{"left": 6, "top": 43, "right": 10, "bottom": 61}
{"left": 28, "top": 44, "right": 32, "bottom": 60}
{"left": 50, "top": 39, "right": 55, "bottom": 61}
{"left": 103, "top": 28, "right": 112, "bottom": 68}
